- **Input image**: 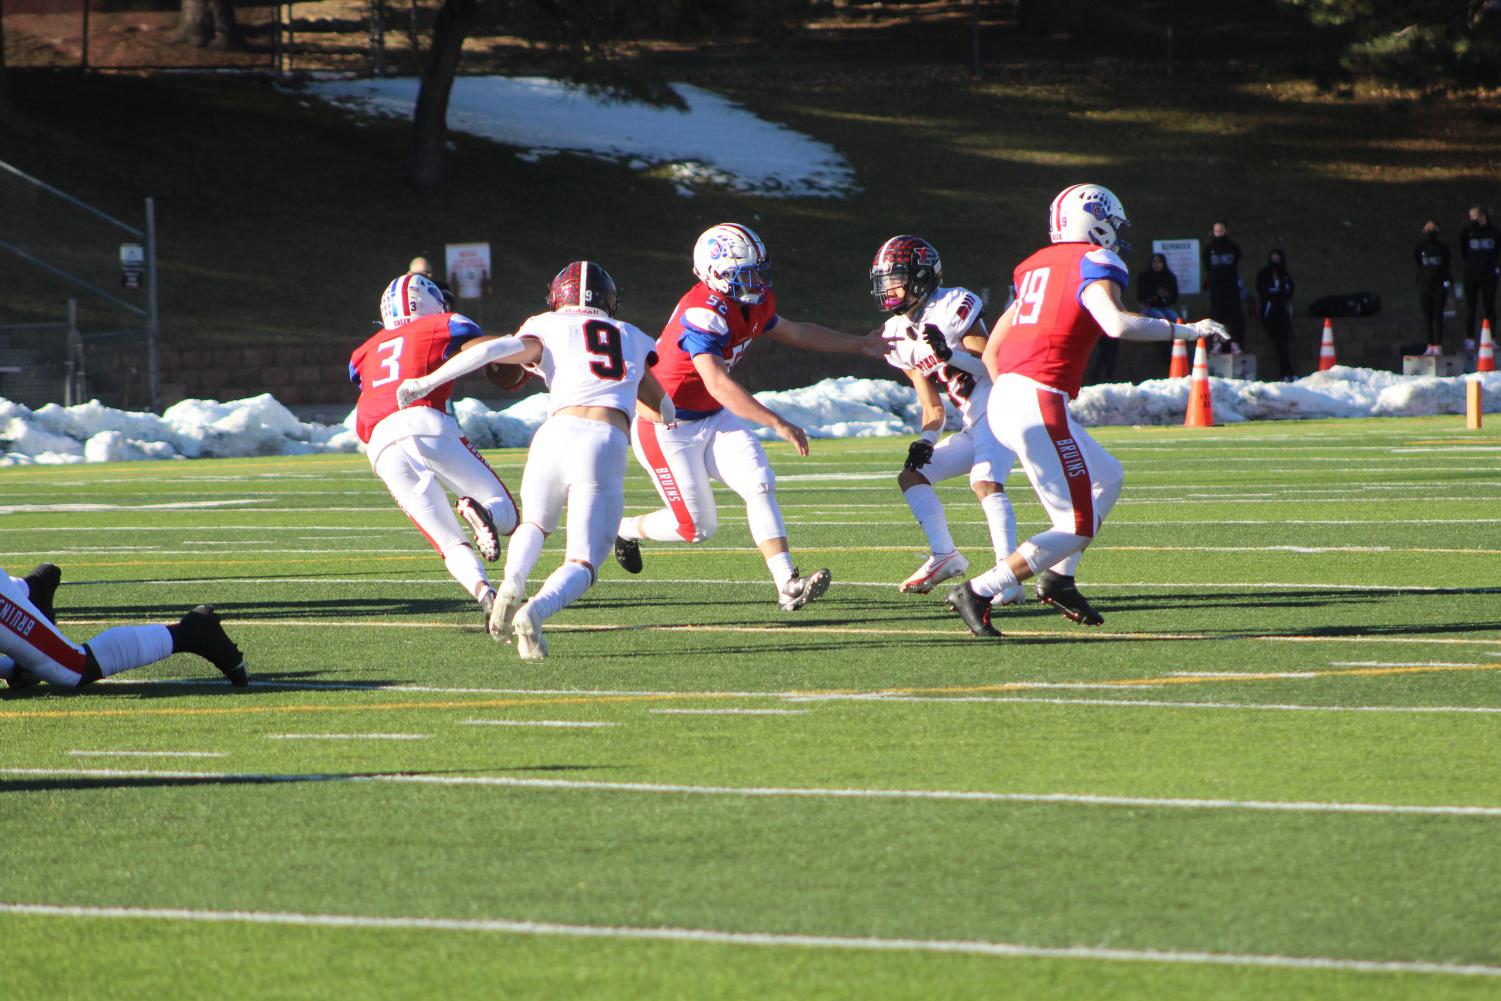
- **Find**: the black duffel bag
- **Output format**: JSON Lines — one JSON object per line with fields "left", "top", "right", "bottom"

{"left": 1307, "top": 291, "right": 1382, "bottom": 318}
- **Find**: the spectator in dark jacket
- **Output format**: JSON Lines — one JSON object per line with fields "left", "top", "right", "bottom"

{"left": 1256, "top": 249, "right": 1296, "bottom": 381}
{"left": 1414, "top": 220, "right": 1451, "bottom": 354}
{"left": 1459, "top": 205, "right": 1500, "bottom": 343}
{"left": 1136, "top": 253, "right": 1180, "bottom": 320}
{"left": 1202, "top": 222, "right": 1246, "bottom": 353}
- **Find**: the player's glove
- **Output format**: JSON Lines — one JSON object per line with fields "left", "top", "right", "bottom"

{"left": 904, "top": 438, "right": 935, "bottom": 471}
{"left": 1189, "top": 318, "right": 1232, "bottom": 345}
{"left": 395, "top": 377, "right": 432, "bottom": 409}
{"left": 921, "top": 324, "right": 953, "bottom": 361}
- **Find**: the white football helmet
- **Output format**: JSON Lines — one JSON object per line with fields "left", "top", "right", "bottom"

{"left": 1049, "top": 184, "right": 1130, "bottom": 253}
{"left": 380, "top": 273, "right": 449, "bottom": 329}
{"left": 692, "top": 223, "right": 772, "bottom": 304}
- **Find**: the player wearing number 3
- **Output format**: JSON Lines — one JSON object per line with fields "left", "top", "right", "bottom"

{"left": 946, "top": 184, "right": 1230, "bottom": 637}
{"left": 351, "top": 273, "right": 519, "bottom": 628}
{"left": 613, "top": 223, "right": 887, "bottom": 611}
{"left": 871, "top": 235, "right": 1021, "bottom": 604}
{"left": 396, "top": 262, "right": 670, "bottom": 659}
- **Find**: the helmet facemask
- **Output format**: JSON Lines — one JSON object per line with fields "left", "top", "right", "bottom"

{"left": 869, "top": 236, "right": 941, "bottom": 315}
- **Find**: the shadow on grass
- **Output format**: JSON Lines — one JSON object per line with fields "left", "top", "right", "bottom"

{"left": 0, "top": 763, "right": 618, "bottom": 795}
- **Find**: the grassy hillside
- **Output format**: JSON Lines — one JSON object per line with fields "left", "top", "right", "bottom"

{"left": 3, "top": 4, "right": 1498, "bottom": 391}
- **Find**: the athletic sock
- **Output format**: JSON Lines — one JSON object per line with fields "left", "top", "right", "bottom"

{"left": 903, "top": 484, "right": 955, "bottom": 556}
{"left": 526, "top": 563, "right": 593, "bottom": 622}
{"left": 969, "top": 564, "right": 1019, "bottom": 600}
{"left": 502, "top": 523, "right": 546, "bottom": 592}
{"left": 980, "top": 491, "right": 1017, "bottom": 563}
{"left": 766, "top": 551, "right": 796, "bottom": 590}
{"left": 88, "top": 624, "right": 173, "bottom": 677}
{"left": 443, "top": 544, "right": 489, "bottom": 599}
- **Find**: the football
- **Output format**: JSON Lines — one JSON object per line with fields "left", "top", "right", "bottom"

{"left": 484, "top": 362, "right": 531, "bottom": 392}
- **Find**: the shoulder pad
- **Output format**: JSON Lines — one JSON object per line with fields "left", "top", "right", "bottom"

{"left": 682, "top": 306, "right": 731, "bottom": 336}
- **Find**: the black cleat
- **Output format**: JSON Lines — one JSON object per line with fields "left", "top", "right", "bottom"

{"left": 1035, "top": 571, "right": 1104, "bottom": 626}
{"left": 174, "top": 605, "right": 249, "bottom": 686}
{"left": 23, "top": 563, "right": 61, "bottom": 625}
{"left": 945, "top": 581, "right": 1002, "bottom": 638}
{"left": 4, "top": 668, "right": 41, "bottom": 691}
{"left": 456, "top": 497, "right": 501, "bottom": 562}
{"left": 614, "top": 535, "right": 642, "bottom": 574}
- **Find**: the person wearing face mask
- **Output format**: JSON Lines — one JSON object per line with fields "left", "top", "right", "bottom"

{"left": 1201, "top": 221, "right": 1246, "bottom": 354}
{"left": 1458, "top": 205, "right": 1500, "bottom": 347}
{"left": 1255, "top": 249, "right": 1296, "bottom": 381}
{"left": 1414, "top": 220, "right": 1452, "bottom": 355}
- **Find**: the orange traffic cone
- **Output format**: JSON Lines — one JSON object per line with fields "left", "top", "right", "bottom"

{"left": 1479, "top": 319, "right": 1496, "bottom": 373}
{"left": 1168, "top": 338, "right": 1190, "bottom": 378}
{"left": 1185, "top": 337, "right": 1214, "bottom": 428}
{"left": 1318, "top": 318, "right": 1337, "bottom": 371}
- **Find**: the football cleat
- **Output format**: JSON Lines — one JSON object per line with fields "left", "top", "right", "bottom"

{"left": 512, "top": 602, "right": 548, "bottom": 661}
{"left": 1035, "top": 571, "right": 1104, "bottom": 626}
{"left": 945, "top": 581, "right": 1001, "bottom": 638}
{"left": 992, "top": 582, "right": 1026, "bottom": 607}
{"left": 455, "top": 497, "right": 501, "bottom": 562}
{"left": 174, "top": 605, "right": 249, "bottom": 686}
{"left": 778, "top": 567, "right": 831, "bottom": 611}
{"left": 3, "top": 665, "right": 41, "bottom": 691}
{"left": 489, "top": 582, "right": 525, "bottom": 644}
{"left": 898, "top": 550, "right": 969, "bottom": 595}
{"left": 23, "top": 563, "right": 61, "bottom": 624}
{"left": 614, "top": 535, "right": 643, "bottom": 574}
{"left": 479, "top": 588, "right": 496, "bottom": 631}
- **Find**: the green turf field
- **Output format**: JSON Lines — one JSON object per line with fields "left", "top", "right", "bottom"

{"left": 3, "top": 415, "right": 1500, "bottom": 1000}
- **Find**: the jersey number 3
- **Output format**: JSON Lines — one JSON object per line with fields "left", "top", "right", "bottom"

{"left": 1015, "top": 267, "right": 1051, "bottom": 326}
{"left": 584, "top": 319, "right": 625, "bottom": 381}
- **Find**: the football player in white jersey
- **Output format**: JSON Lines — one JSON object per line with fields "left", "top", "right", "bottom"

{"left": 396, "top": 261, "right": 671, "bottom": 660}
{"left": 871, "top": 236, "right": 1022, "bottom": 605}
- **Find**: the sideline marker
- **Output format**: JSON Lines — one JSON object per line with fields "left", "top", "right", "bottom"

{"left": 1478, "top": 319, "right": 1495, "bottom": 373}
{"left": 1168, "top": 338, "right": 1190, "bottom": 378}
{"left": 1318, "top": 318, "right": 1337, "bottom": 372}
{"left": 1185, "top": 337, "right": 1214, "bottom": 428}
{"left": 1467, "top": 378, "right": 1483, "bottom": 430}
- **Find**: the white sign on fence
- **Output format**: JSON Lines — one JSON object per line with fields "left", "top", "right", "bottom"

{"left": 1152, "top": 238, "right": 1200, "bottom": 297}
{"left": 445, "top": 242, "right": 491, "bottom": 300}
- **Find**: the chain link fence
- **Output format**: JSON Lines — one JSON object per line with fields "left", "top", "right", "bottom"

{"left": 0, "top": 158, "right": 159, "bottom": 411}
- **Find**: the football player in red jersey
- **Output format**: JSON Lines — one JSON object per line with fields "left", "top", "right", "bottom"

{"left": 350, "top": 273, "right": 518, "bottom": 628}
{"left": 612, "top": 223, "right": 886, "bottom": 610}
{"left": 946, "top": 185, "right": 1229, "bottom": 637}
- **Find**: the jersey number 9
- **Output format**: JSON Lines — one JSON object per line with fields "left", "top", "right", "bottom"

{"left": 585, "top": 319, "right": 626, "bottom": 381}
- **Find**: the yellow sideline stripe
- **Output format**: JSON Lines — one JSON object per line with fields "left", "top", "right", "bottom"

{"left": 5, "top": 663, "right": 1500, "bottom": 721}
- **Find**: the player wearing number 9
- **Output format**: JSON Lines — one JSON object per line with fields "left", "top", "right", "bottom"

{"left": 944, "top": 183, "right": 1229, "bottom": 638}
{"left": 392, "top": 261, "right": 672, "bottom": 659}
{"left": 612, "top": 223, "right": 889, "bottom": 612}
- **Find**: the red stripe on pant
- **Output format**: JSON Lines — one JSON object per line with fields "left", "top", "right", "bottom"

{"left": 0, "top": 594, "right": 87, "bottom": 676}
{"left": 634, "top": 417, "right": 697, "bottom": 542}
{"left": 460, "top": 435, "right": 517, "bottom": 536}
{"left": 1036, "top": 388, "right": 1095, "bottom": 537}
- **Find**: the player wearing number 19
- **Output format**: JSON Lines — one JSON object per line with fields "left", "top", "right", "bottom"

{"left": 945, "top": 184, "right": 1231, "bottom": 638}
{"left": 872, "top": 236, "right": 1022, "bottom": 603}
{"left": 395, "top": 262, "right": 671, "bottom": 659}
{"left": 350, "top": 274, "right": 519, "bottom": 627}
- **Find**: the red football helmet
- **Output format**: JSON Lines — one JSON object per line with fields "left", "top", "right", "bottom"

{"left": 547, "top": 261, "right": 619, "bottom": 317}
{"left": 870, "top": 236, "right": 942, "bottom": 314}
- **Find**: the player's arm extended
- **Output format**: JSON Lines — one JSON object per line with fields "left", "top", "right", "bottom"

{"left": 770, "top": 318, "right": 887, "bottom": 359}
{"left": 909, "top": 370, "right": 946, "bottom": 435}
{"left": 395, "top": 335, "right": 541, "bottom": 408}
{"left": 982, "top": 303, "right": 1018, "bottom": 380}
{"left": 692, "top": 353, "right": 809, "bottom": 456}
{"left": 1083, "top": 280, "right": 1229, "bottom": 343}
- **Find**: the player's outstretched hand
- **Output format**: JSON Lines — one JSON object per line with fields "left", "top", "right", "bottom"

{"left": 776, "top": 419, "right": 810, "bottom": 457}
{"left": 904, "top": 438, "right": 934, "bottom": 471}
{"left": 1189, "top": 318, "right": 1232, "bottom": 344}
{"left": 395, "top": 378, "right": 430, "bottom": 409}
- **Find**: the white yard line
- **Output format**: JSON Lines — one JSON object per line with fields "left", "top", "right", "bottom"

{"left": 67, "top": 750, "right": 228, "bottom": 759}
{"left": 649, "top": 709, "right": 810, "bottom": 716}
{"left": 1, "top": 901, "right": 1497, "bottom": 978}
{"left": 3, "top": 768, "right": 1497, "bottom": 819}
{"left": 792, "top": 694, "right": 1501, "bottom": 714}
{"left": 461, "top": 720, "right": 618, "bottom": 728}
{"left": 264, "top": 734, "right": 428, "bottom": 741}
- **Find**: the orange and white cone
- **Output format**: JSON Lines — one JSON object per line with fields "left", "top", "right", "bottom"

{"left": 1185, "top": 337, "right": 1214, "bottom": 428}
{"left": 1318, "top": 318, "right": 1337, "bottom": 372}
{"left": 1479, "top": 319, "right": 1496, "bottom": 373}
{"left": 1168, "top": 338, "right": 1190, "bottom": 379}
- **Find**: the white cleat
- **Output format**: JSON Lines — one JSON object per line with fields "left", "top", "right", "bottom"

{"left": 488, "top": 583, "right": 525, "bottom": 644}
{"left": 992, "top": 583, "right": 1025, "bottom": 607}
{"left": 513, "top": 601, "right": 548, "bottom": 661}
{"left": 456, "top": 496, "right": 501, "bottom": 562}
{"left": 778, "top": 567, "right": 831, "bottom": 611}
{"left": 898, "top": 551, "right": 969, "bottom": 595}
